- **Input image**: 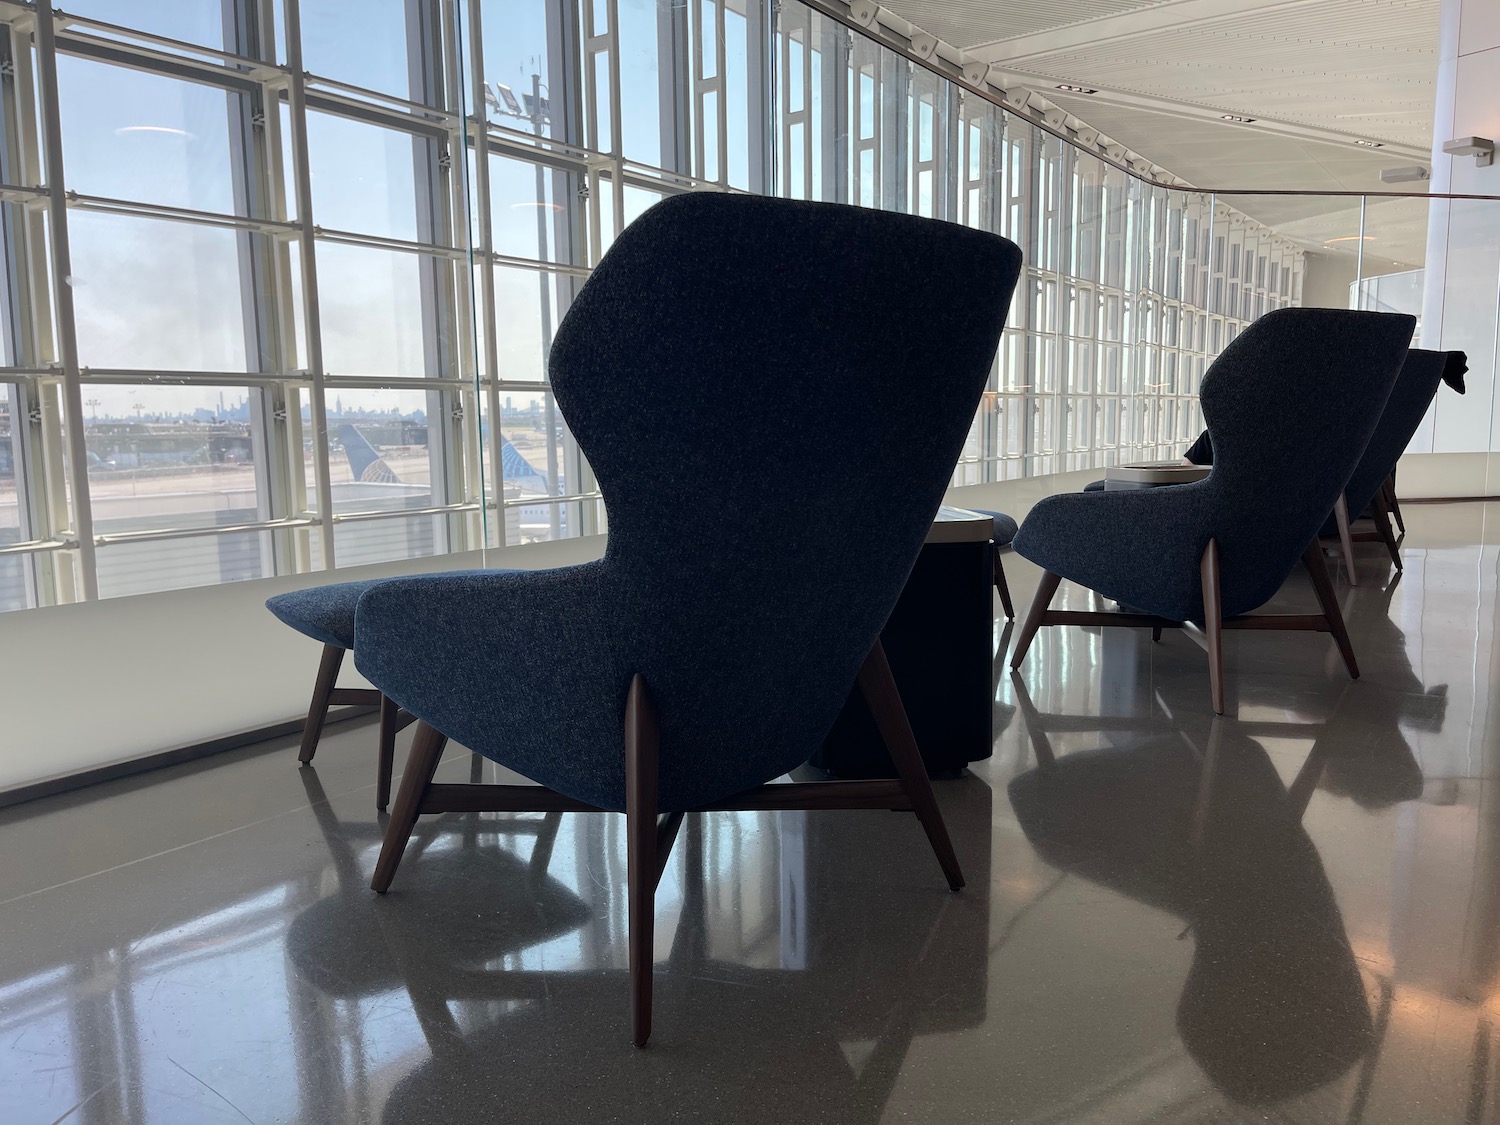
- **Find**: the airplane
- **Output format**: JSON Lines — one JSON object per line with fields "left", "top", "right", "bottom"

{"left": 338, "top": 423, "right": 561, "bottom": 540}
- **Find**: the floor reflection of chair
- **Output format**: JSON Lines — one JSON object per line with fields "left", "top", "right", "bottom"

{"left": 363, "top": 785, "right": 994, "bottom": 1124}
{"left": 285, "top": 770, "right": 581, "bottom": 1052}
{"left": 1008, "top": 725, "right": 1375, "bottom": 1107}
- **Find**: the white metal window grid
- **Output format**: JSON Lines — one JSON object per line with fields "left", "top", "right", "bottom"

{"left": 0, "top": 0, "right": 488, "bottom": 611}
{"left": 0, "top": 0, "right": 1307, "bottom": 612}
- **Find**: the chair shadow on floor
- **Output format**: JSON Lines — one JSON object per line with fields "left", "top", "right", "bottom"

{"left": 282, "top": 769, "right": 996, "bottom": 1125}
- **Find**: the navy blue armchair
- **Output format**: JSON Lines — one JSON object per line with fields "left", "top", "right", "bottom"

{"left": 351, "top": 193, "right": 1022, "bottom": 1045}
{"left": 1009, "top": 308, "right": 1415, "bottom": 714}
{"left": 1324, "top": 349, "right": 1466, "bottom": 583}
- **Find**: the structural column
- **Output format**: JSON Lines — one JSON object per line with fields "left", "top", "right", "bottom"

{"left": 1417, "top": 0, "right": 1500, "bottom": 480}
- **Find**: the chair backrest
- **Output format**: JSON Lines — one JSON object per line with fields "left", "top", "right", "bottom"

{"left": 1199, "top": 307, "right": 1414, "bottom": 616}
{"left": 1338, "top": 348, "right": 1462, "bottom": 521}
{"left": 549, "top": 193, "right": 1021, "bottom": 808}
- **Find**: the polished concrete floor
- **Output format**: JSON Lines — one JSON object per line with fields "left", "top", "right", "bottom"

{"left": 4, "top": 501, "right": 1500, "bottom": 1124}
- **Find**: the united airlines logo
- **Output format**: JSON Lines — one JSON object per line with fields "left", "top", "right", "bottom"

{"left": 359, "top": 458, "right": 399, "bottom": 483}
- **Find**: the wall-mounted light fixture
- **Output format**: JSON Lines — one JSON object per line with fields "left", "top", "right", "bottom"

{"left": 1379, "top": 166, "right": 1430, "bottom": 183}
{"left": 1442, "top": 136, "right": 1495, "bottom": 167}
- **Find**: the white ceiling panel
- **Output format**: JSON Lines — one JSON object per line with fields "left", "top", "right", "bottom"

{"left": 877, "top": 0, "right": 1442, "bottom": 204}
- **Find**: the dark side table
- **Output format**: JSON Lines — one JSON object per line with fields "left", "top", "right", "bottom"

{"left": 815, "top": 507, "right": 995, "bottom": 778}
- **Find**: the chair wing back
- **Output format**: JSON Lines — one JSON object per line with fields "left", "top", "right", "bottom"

{"left": 548, "top": 193, "right": 1021, "bottom": 807}
{"left": 1331, "top": 348, "right": 1458, "bottom": 527}
{"left": 1203, "top": 308, "right": 1414, "bottom": 614}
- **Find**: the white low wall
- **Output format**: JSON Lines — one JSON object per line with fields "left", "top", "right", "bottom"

{"left": 0, "top": 536, "right": 606, "bottom": 795}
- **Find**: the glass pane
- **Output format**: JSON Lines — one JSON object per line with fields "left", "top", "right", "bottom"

{"left": 618, "top": 0, "right": 663, "bottom": 167}
{"left": 323, "top": 388, "right": 438, "bottom": 514}
{"left": 68, "top": 212, "right": 252, "bottom": 372}
{"left": 481, "top": 0, "right": 562, "bottom": 141}
{"left": 65, "top": 0, "right": 230, "bottom": 49}
{"left": 56, "top": 56, "right": 241, "bottom": 215}
{"left": 317, "top": 243, "right": 453, "bottom": 378}
{"left": 494, "top": 264, "right": 576, "bottom": 382}
{"left": 0, "top": 383, "right": 19, "bottom": 543}
{"left": 335, "top": 513, "right": 442, "bottom": 566}
{"left": 298, "top": 0, "right": 427, "bottom": 102}
{"left": 83, "top": 384, "right": 263, "bottom": 534}
{"left": 306, "top": 110, "right": 426, "bottom": 242}
{"left": 96, "top": 531, "right": 265, "bottom": 599}
{"left": 489, "top": 153, "right": 578, "bottom": 264}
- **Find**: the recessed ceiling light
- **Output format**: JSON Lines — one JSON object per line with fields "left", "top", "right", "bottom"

{"left": 1221, "top": 114, "right": 1256, "bottom": 124}
{"left": 1055, "top": 84, "right": 1098, "bottom": 94}
{"left": 1353, "top": 139, "right": 1384, "bottom": 148}
{"left": 1323, "top": 235, "right": 1376, "bottom": 245}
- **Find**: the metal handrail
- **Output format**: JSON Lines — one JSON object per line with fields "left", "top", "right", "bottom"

{"left": 802, "top": 0, "right": 1500, "bottom": 205}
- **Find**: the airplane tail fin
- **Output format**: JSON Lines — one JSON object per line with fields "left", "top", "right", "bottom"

{"left": 500, "top": 438, "right": 549, "bottom": 491}
{"left": 339, "top": 424, "right": 399, "bottom": 483}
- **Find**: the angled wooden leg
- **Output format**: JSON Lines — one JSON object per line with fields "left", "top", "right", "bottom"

{"left": 993, "top": 548, "right": 1015, "bottom": 620}
{"left": 1200, "top": 539, "right": 1225, "bottom": 716}
{"left": 529, "top": 810, "right": 564, "bottom": 879}
{"left": 857, "top": 640, "right": 964, "bottom": 890}
{"left": 376, "top": 694, "right": 398, "bottom": 811}
{"left": 1301, "top": 539, "right": 1359, "bottom": 679}
{"left": 1385, "top": 472, "right": 1405, "bottom": 535}
{"left": 298, "top": 644, "right": 346, "bottom": 764}
{"left": 1333, "top": 493, "right": 1359, "bottom": 586}
{"left": 624, "top": 675, "right": 660, "bottom": 1047}
{"left": 1370, "top": 491, "right": 1403, "bottom": 571}
{"left": 1152, "top": 625, "right": 1163, "bottom": 642}
{"left": 371, "top": 721, "right": 447, "bottom": 893}
{"left": 1009, "top": 570, "right": 1062, "bottom": 670}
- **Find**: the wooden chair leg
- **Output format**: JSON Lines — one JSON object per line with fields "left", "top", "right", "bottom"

{"left": 1301, "top": 539, "right": 1360, "bottom": 679}
{"left": 371, "top": 721, "right": 448, "bottom": 893}
{"left": 857, "top": 640, "right": 964, "bottom": 891}
{"left": 1009, "top": 570, "right": 1062, "bottom": 670}
{"left": 624, "top": 675, "right": 660, "bottom": 1048}
{"left": 1370, "top": 491, "right": 1403, "bottom": 570}
{"left": 993, "top": 548, "right": 1015, "bottom": 620}
{"left": 298, "top": 644, "right": 346, "bottom": 764}
{"left": 529, "top": 810, "right": 564, "bottom": 879}
{"left": 1151, "top": 625, "right": 1163, "bottom": 642}
{"left": 1333, "top": 493, "right": 1359, "bottom": 586}
{"left": 376, "top": 695, "right": 398, "bottom": 811}
{"left": 1200, "top": 539, "right": 1225, "bottom": 716}
{"left": 1385, "top": 472, "right": 1405, "bottom": 535}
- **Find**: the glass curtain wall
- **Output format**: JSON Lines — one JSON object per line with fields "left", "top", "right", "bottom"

{"left": 0, "top": 0, "right": 1301, "bottom": 613}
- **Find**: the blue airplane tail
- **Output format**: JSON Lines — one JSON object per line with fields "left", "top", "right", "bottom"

{"left": 339, "top": 424, "right": 398, "bottom": 483}
{"left": 500, "top": 439, "right": 548, "bottom": 489}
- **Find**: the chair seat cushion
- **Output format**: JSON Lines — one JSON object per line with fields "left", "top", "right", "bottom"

{"left": 965, "top": 508, "right": 1018, "bottom": 546}
{"left": 267, "top": 578, "right": 388, "bottom": 649}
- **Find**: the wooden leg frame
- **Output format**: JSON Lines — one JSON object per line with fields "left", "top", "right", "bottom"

{"left": 993, "top": 546, "right": 1015, "bottom": 620}
{"left": 368, "top": 639, "right": 962, "bottom": 1048}
{"left": 1009, "top": 537, "right": 1359, "bottom": 716}
{"left": 298, "top": 643, "right": 416, "bottom": 811}
{"left": 1321, "top": 489, "right": 1404, "bottom": 580}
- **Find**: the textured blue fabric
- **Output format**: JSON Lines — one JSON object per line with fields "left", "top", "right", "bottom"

{"left": 353, "top": 194, "right": 1023, "bottom": 812}
{"left": 1012, "top": 308, "right": 1415, "bottom": 622}
{"left": 1318, "top": 349, "right": 1463, "bottom": 536}
{"left": 966, "top": 509, "right": 1017, "bottom": 546}
{"left": 267, "top": 579, "right": 389, "bottom": 649}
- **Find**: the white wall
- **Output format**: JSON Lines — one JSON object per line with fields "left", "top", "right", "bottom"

{"left": 1301, "top": 252, "right": 1359, "bottom": 310}
{"left": 0, "top": 536, "right": 605, "bottom": 794}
